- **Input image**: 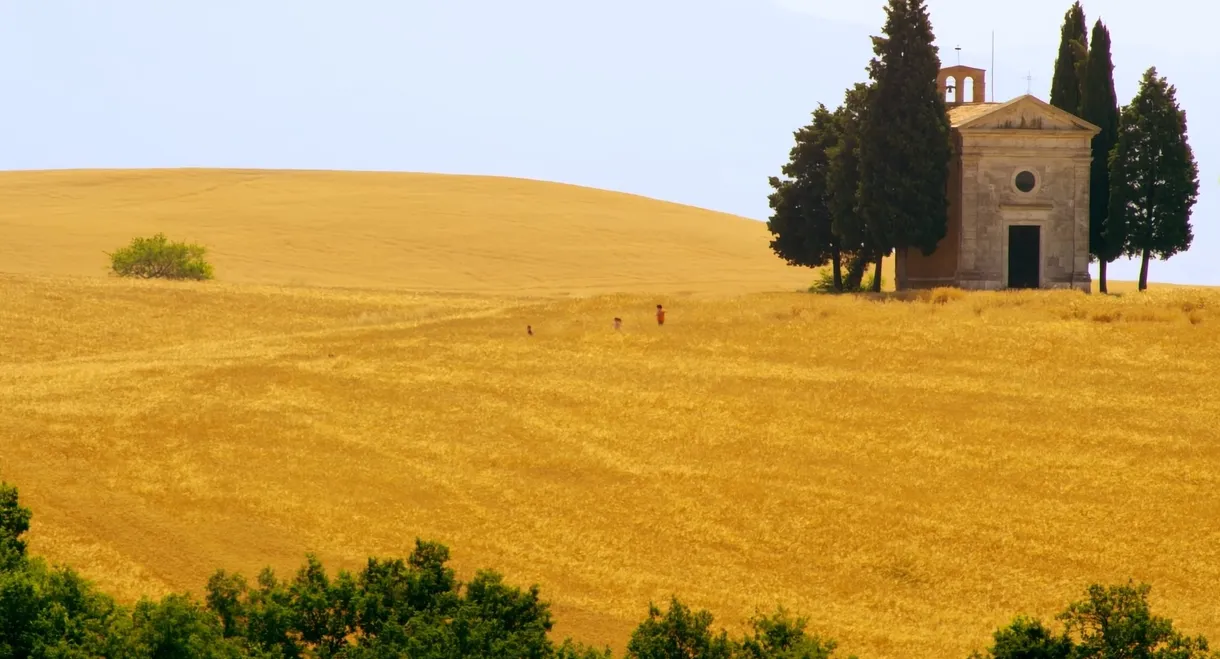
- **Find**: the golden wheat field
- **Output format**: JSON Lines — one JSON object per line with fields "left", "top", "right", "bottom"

{"left": 0, "top": 168, "right": 816, "bottom": 295}
{"left": 2, "top": 169, "right": 1220, "bottom": 659}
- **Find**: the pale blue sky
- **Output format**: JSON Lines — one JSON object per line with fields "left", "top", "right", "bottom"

{"left": 1, "top": 0, "right": 1214, "bottom": 284}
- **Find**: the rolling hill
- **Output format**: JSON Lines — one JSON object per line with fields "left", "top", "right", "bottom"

{"left": 3, "top": 169, "right": 1217, "bottom": 659}
{"left": 0, "top": 168, "right": 819, "bottom": 296}
{"left": 5, "top": 274, "right": 1220, "bottom": 659}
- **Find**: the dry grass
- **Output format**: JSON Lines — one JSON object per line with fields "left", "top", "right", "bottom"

{"left": 4, "top": 271, "right": 1220, "bottom": 659}
{"left": 0, "top": 168, "right": 816, "bottom": 296}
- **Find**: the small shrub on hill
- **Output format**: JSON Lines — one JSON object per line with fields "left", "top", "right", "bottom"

{"left": 107, "top": 233, "right": 214, "bottom": 280}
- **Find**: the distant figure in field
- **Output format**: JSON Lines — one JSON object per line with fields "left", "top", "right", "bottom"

{"left": 527, "top": 325, "right": 533, "bottom": 336}
{"left": 656, "top": 305, "right": 665, "bottom": 326}
{"left": 613, "top": 317, "right": 622, "bottom": 331}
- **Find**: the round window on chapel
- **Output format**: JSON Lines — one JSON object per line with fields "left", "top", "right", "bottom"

{"left": 1015, "top": 170, "right": 1036, "bottom": 193}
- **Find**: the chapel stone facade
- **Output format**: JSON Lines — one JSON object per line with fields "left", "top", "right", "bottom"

{"left": 896, "top": 66, "right": 1100, "bottom": 293}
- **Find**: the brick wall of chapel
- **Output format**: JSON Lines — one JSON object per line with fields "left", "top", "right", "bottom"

{"left": 901, "top": 133, "right": 963, "bottom": 286}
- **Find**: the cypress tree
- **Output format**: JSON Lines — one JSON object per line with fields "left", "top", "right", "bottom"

{"left": 826, "top": 82, "right": 881, "bottom": 291}
{"left": 1049, "top": 2, "right": 1088, "bottom": 115}
{"left": 1079, "top": 19, "right": 1120, "bottom": 293}
{"left": 1108, "top": 67, "right": 1200, "bottom": 291}
{"left": 766, "top": 104, "right": 845, "bottom": 289}
{"left": 856, "top": 0, "right": 951, "bottom": 291}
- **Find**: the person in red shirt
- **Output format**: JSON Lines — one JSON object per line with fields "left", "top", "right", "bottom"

{"left": 656, "top": 304, "right": 665, "bottom": 326}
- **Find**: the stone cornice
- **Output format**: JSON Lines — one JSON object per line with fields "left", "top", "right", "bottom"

{"left": 999, "top": 203, "right": 1055, "bottom": 211}
{"left": 958, "top": 150, "right": 1092, "bottom": 162}
{"left": 960, "top": 129, "right": 1094, "bottom": 138}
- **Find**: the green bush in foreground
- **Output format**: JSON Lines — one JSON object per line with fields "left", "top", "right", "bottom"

{"left": 970, "top": 582, "right": 1211, "bottom": 659}
{"left": 107, "top": 233, "right": 215, "bottom": 280}
{"left": 0, "top": 483, "right": 30, "bottom": 571}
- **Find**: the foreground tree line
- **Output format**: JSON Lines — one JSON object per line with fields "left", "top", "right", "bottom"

{"left": 1, "top": 483, "right": 1213, "bottom": 658}
{"left": 768, "top": 0, "right": 1200, "bottom": 294}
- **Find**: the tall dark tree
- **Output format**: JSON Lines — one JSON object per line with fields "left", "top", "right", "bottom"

{"left": 1049, "top": 2, "right": 1089, "bottom": 115}
{"left": 827, "top": 82, "right": 883, "bottom": 291}
{"left": 767, "top": 104, "right": 845, "bottom": 289}
{"left": 1079, "top": 19, "right": 1121, "bottom": 293}
{"left": 856, "top": 0, "right": 952, "bottom": 292}
{"left": 1108, "top": 67, "right": 1200, "bottom": 291}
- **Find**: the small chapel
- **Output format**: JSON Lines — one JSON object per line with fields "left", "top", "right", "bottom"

{"left": 895, "top": 65, "right": 1101, "bottom": 293}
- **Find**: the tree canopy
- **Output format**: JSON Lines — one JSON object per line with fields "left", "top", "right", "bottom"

{"left": 826, "top": 82, "right": 883, "bottom": 291}
{"left": 1049, "top": 1, "right": 1088, "bottom": 116}
{"left": 0, "top": 483, "right": 30, "bottom": 571}
{"left": 766, "top": 104, "right": 845, "bottom": 288}
{"left": 970, "top": 582, "right": 1211, "bottom": 659}
{"left": 856, "top": 0, "right": 951, "bottom": 287}
{"left": 1108, "top": 67, "right": 1200, "bottom": 291}
{"left": 1079, "top": 18, "right": 1121, "bottom": 293}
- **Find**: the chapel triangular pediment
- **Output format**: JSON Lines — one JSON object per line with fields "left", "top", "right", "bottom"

{"left": 951, "top": 95, "right": 1100, "bottom": 134}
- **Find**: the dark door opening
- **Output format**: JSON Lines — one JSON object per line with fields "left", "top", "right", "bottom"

{"left": 1007, "top": 225, "right": 1041, "bottom": 289}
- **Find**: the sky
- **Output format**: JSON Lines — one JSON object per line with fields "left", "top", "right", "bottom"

{"left": 1, "top": 0, "right": 1215, "bottom": 285}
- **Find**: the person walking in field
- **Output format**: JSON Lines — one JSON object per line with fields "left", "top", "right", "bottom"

{"left": 655, "top": 304, "right": 665, "bottom": 326}
{"left": 613, "top": 317, "right": 622, "bottom": 331}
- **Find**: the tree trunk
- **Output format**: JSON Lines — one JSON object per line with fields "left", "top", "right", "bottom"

{"left": 845, "top": 253, "right": 867, "bottom": 291}
{"left": 1098, "top": 259, "right": 1108, "bottom": 294}
{"left": 1138, "top": 248, "right": 1150, "bottom": 292}
{"left": 871, "top": 255, "right": 883, "bottom": 292}
{"left": 894, "top": 246, "right": 908, "bottom": 291}
{"left": 831, "top": 245, "right": 843, "bottom": 292}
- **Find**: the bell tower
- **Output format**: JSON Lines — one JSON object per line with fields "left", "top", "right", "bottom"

{"left": 938, "top": 65, "right": 987, "bottom": 105}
